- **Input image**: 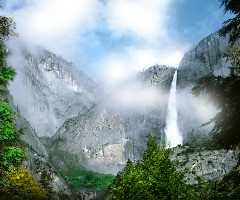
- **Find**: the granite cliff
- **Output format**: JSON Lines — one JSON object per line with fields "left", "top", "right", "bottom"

{"left": 49, "top": 65, "right": 176, "bottom": 174}
{"left": 7, "top": 39, "right": 98, "bottom": 137}
{"left": 178, "top": 32, "right": 240, "bottom": 87}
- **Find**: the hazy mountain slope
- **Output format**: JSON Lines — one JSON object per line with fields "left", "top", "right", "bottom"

{"left": 7, "top": 39, "right": 98, "bottom": 137}
{"left": 178, "top": 31, "right": 240, "bottom": 87}
{"left": 7, "top": 94, "right": 75, "bottom": 199}
{"left": 48, "top": 65, "right": 175, "bottom": 174}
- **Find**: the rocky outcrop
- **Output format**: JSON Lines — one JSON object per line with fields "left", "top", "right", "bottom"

{"left": 172, "top": 146, "right": 239, "bottom": 184}
{"left": 178, "top": 32, "right": 240, "bottom": 88}
{"left": 139, "top": 64, "right": 176, "bottom": 90}
{"left": 7, "top": 40, "right": 98, "bottom": 136}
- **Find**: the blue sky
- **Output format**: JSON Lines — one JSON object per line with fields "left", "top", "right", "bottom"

{"left": 3, "top": 0, "right": 232, "bottom": 84}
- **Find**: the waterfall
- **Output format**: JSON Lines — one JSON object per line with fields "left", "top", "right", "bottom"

{"left": 164, "top": 70, "right": 182, "bottom": 147}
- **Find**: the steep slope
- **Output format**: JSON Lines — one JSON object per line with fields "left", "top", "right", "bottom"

{"left": 7, "top": 39, "right": 98, "bottom": 136}
{"left": 171, "top": 146, "right": 239, "bottom": 184}
{"left": 49, "top": 105, "right": 165, "bottom": 175}
{"left": 177, "top": 31, "right": 240, "bottom": 87}
{"left": 7, "top": 94, "right": 75, "bottom": 199}
{"left": 138, "top": 64, "right": 176, "bottom": 90}
{"left": 48, "top": 65, "right": 175, "bottom": 175}
{"left": 175, "top": 31, "right": 240, "bottom": 141}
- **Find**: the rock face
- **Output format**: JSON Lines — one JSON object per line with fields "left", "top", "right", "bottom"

{"left": 139, "top": 65, "right": 176, "bottom": 90}
{"left": 7, "top": 40, "right": 98, "bottom": 137}
{"left": 48, "top": 64, "right": 176, "bottom": 174}
{"left": 171, "top": 146, "right": 239, "bottom": 184}
{"left": 51, "top": 104, "right": 166, "bottom": 174}
{"left": 177, "top": 32, "right": 240, "bottom": 88}
{"left": 174, "top": 31, "right": 240, "bottom": 141}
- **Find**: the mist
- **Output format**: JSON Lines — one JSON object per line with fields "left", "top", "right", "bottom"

{"left": 177, "top": 86, "right": 216, "bottom": 142}
{"left": 5, "top": 36, "right": 218, "bottom": 147}
{"left": 6, "top": 38, "right": 97, "bottom": 137}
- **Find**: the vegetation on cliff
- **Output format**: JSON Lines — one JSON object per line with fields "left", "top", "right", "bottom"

{"left": 0, "top": 3, "right": 47, "bottom": 199}
{"left": 219, "top": 0, "right": 240, "bottom": 44}
{"left": 48, "top": 145, "right": 115, "bottom": 191}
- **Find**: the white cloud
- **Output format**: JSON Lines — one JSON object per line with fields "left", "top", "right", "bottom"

{"left": 105, "top": 0, "right": 172, "bottom": 41}
{"left": 5, "top": 0, "right": 103, "bottom": 54}
{"left": 127, "top": 47, "right": 185, "bottom": 70}
{"left": 100, "top": 44, "right": 188, "bottom": 84}
{"left": 106, "top": 80, "right": 168, "bottom": 112}
{"left": 4, "top": 0, "right": 188, "bottom": 84}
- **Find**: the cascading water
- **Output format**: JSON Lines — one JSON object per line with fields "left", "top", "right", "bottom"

{"left": 164, "top": 70, "right": 182, "bottom": 147}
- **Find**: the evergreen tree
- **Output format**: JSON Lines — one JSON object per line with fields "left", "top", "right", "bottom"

{"left": 40, "top": 168, "right": 54, "bottom": 198}
{"left": 192, "top": 1, "right": 240, "bottom": 149}
{"left": 219, "top": 0, "right": 240, "bottom": 44}
{"left": 192, "top": 74, "right": 240, "bottom": 148}
{"left": 105, "top": 134, "right": 191, "bottom": 200}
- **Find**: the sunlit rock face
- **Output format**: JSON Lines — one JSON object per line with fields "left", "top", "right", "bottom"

{"left": 7, "top": 40, "right": 98, "bottom": 136}
{"left": 177, "top": 32, "right": 239, "bottom": 88}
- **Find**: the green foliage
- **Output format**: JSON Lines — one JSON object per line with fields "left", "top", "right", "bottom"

{"left": 0, "top": 64, "right": 16, "bottom": 86}
{"left": 105, "top": 134, "right": 192, "bottom": 200}
{"left": 192, "top": 74, "right": 240, "bottom": 148}
{"left": 184, "top": 134, "right": 219, "bottom": 150}
{"left": 215, "top": 168, "right": 240, "bottom": 199}
{"left": 49, "top": 148, "right": 114, "bottom": 191}
{"left": 0, "top": 100, "right": 25, "bottom": 175}
{"left": 0, "top": 41, "right": 16, "bottom": 97}
{"left": 65, "top": 169, "right": 115, "bottom": 191}
{"left": 219, "top": 0, "right": 240, "bottom": 44}
{"left": 0, "top": 102, "right": 17, "bottom": 143}
{"left": 223, "top": 46, "right": 240, "bottom": 75}
{"left": 39, "top": 168, "right": 54, "bottom": 197}
{"left": 1, "top": 147, "right": 24, "bottom": 167}
{"left": 2, "top": 167, "right": 47, "bottom": 200}
{"left": 190, "top": 169, "right": 240, "bottom": 200}
{"left": 0, "top": 3, "right": 18, "bottom": 39}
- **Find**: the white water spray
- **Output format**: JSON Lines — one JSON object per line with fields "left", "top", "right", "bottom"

{"left": 164, "top": 70, "right": 182, "bottom": 147}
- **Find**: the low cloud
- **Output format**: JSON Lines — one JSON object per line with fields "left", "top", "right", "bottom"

{"left": 177, "top": 87, "right": 216, "bottom": 140}
{"left": 104, "top": 0, "right": 172, "bottom": 41}
{"left": 100, "top": 45, "right": 187, "bottom": 84}
{"left": 108, "top": 81, "right": 168, "bottom": 112}
{"left": 3, "top": 0, "right": 189, "bottom": 84}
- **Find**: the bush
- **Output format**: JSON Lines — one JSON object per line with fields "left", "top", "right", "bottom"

{"left": 1, "top": 167, "right": 47, "bottom": 200}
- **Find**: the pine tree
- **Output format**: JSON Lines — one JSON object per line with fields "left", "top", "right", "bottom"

{"left": 105, "top": 134, "right": 192, "bottom": 200}
{"left": 219, "top": 0, "right": 240, "bottom": 44}
{"left": 39, "top": 168, "right": 54, "bottom": 198}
